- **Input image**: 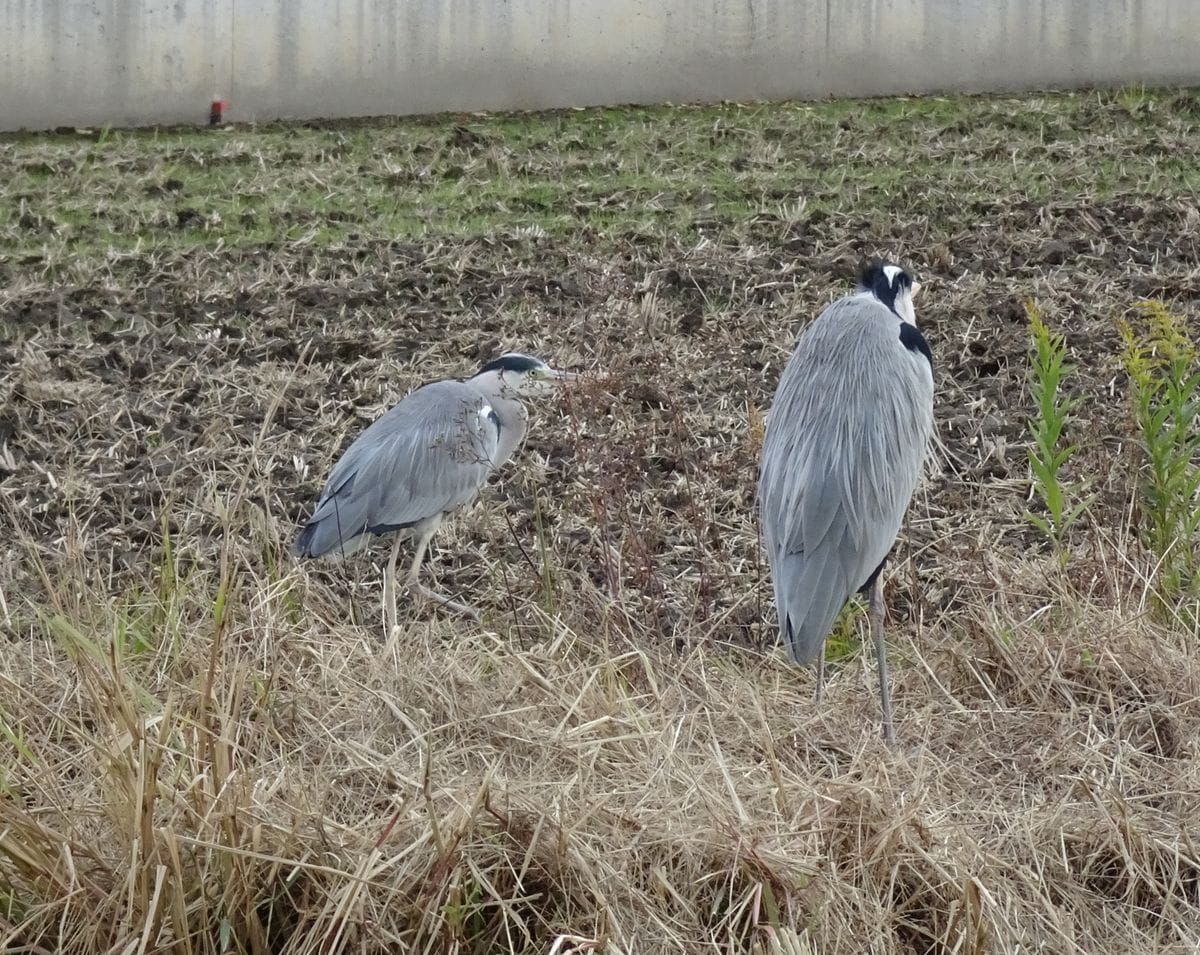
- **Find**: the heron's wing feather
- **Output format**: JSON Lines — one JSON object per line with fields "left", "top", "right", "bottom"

{"left": 758, "top": 294, "right": 934, "bottom": 662}
{"left": 772, "top": 543, "right": 852, "bottom": 662}
{"left": 761, "top": 424, "right": 874, "bottom": 663}
{"left": 295, "top": 382, "right": 499, "bottom": 557}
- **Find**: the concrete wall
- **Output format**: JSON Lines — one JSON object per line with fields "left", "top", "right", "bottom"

{"left": 2, "top": 0, "right": 1198, "bottom": 131}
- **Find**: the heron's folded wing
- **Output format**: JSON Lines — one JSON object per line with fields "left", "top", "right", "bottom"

{"left": 297, "top": 388, "right": 498, "bottom": 556}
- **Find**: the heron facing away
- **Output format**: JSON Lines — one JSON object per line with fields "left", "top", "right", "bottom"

{"left": 757, "top": 262, "right": 934, "bottom": 743}
{"left": 295, "top": 353, "right": 576, "bottom": 632}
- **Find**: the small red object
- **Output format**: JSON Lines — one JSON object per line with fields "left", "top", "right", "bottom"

{"left": 209, "top": 99, "right": 228, "bottom": 126}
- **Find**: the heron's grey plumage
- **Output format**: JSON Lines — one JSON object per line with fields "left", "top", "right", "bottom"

{"left": 294, "top": 352, "right": 571, "bottom": 629}
{"left": 758, "top": 280, "right": 934, "bottom": 667}
{"left": 295, "top": 378, "right": 525, "bottom": 559}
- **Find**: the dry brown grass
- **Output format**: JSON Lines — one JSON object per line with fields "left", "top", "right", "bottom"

{"left": 3, "top": 508, "right": 1200, "bottom": 953}
{"left": 4, "top": 89, "right": 1200, "bottom": 952}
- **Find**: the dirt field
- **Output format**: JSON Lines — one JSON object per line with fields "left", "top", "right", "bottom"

{"left": 2, "top": 89, "right": 1200, "bottom": 953}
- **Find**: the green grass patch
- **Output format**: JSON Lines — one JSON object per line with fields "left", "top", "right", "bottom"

{"left": 5, "top": 89, "right": 1200, "bottom": 273}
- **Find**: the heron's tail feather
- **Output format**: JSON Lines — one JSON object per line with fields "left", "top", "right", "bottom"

{"left": 293, "top": 516, "right": 368, "bottom": 559}
{"left": 774, "top": 552, "right": 848, "bottom": 665}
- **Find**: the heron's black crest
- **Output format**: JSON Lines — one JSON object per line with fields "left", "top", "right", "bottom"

{"left": 474, "top": 354, "right": 543, "bottom": 376}
{"left": 857, "top": 261, "right": 913, "bottom": 314}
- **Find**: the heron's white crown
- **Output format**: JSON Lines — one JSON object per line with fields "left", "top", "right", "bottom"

{"left": 857, "top": 261, "right": 919, "bottom": 327}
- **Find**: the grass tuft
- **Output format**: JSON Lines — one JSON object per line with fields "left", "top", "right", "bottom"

{"left": 3, "top": 544, "right": 1199, "bottom": 952}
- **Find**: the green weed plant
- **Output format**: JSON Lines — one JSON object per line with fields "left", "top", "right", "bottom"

{"left": 1025, "top": 303, "right": 1093, "bottom": 550}
{"left": 1120, "top": 301, "right": 1200, "bottom": 603}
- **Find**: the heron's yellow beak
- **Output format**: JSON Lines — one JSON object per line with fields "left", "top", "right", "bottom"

{"left": 911, "top": 280, "right": 922, "bottom": 299}
{"left": 548, "top": 368, "right": 580, "bottom": 382}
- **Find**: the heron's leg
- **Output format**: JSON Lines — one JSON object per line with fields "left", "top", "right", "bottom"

{"left": 403, "top": 526, "right": 434, "bottom": 590}
{"left": 411, "top": 581, "right": 482, "bottom": 622}
{"left": 405, "top": 525, "right": 482, "bottom": 622}
{"left": 382, "top": 534, "right": 403, "bottom": 635}
{"left": 868, "top": 573, "right": 896, "bottom": 745}
{"left": 814, "top": 651, "right": 825, "bottom": 704}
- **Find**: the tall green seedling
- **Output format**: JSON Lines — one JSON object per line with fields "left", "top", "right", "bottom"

{"left": 1025, "top": 303, "right": 1092, "bottom": 551}
{"left": 1120, "top": 301, "right": 1200, "bottom": 602}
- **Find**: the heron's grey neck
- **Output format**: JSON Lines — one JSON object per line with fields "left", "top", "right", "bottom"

{"left": 472, "top": 371, "right": 529, "bottom": 467}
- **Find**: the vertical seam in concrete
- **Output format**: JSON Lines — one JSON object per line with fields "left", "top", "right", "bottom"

{"left": 229, "top": 0, "right": 237, "bottom": 113}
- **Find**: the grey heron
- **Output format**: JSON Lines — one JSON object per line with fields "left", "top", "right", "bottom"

{"left": 758, "top": 262, "right": 934, "bottom": 743}
{"left": 295, "top": 352, "right": 575, "bottom": 632}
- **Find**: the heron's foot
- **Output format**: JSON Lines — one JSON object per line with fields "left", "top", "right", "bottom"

{"left": 411, "top": 582, "right": 482, "bottom": 622}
